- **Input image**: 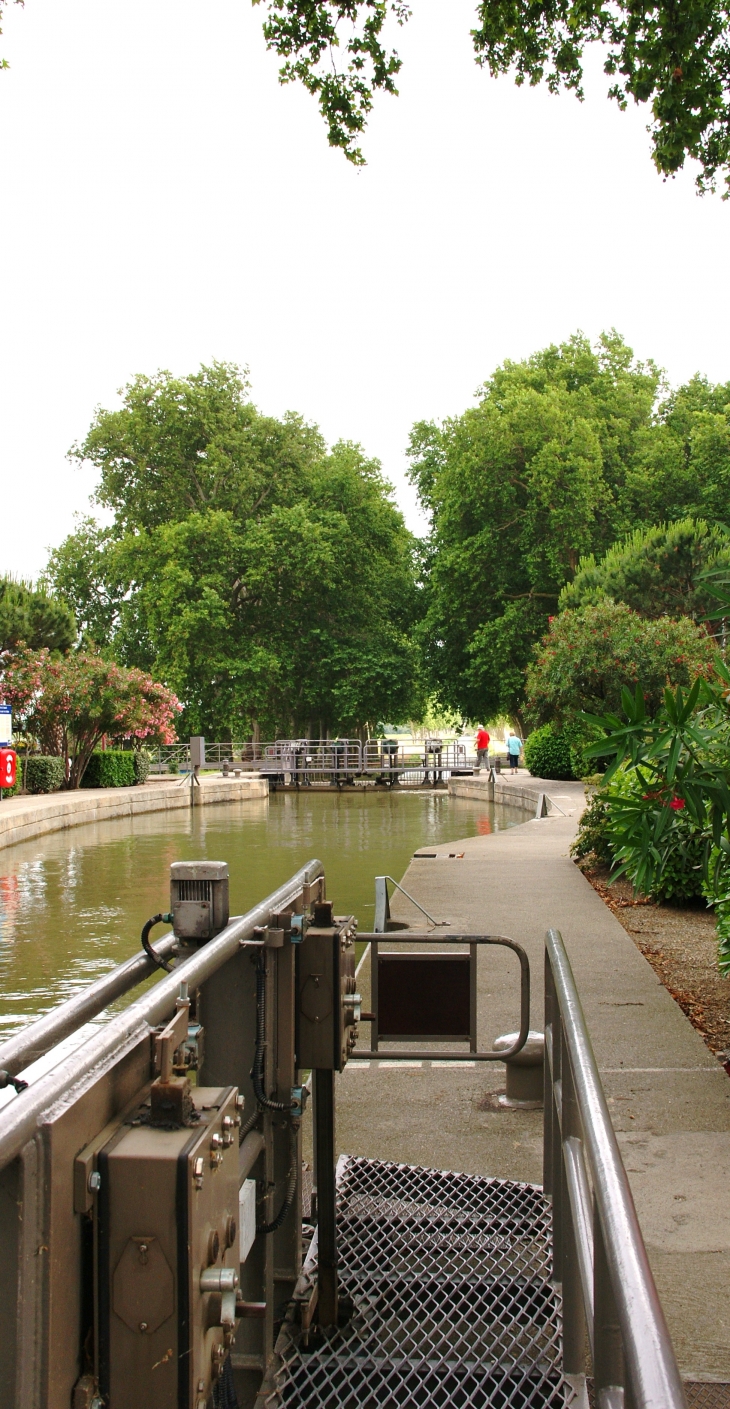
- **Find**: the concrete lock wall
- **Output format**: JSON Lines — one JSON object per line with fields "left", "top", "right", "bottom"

{"left": 0, "top": 774, "right": 269, "bottom": 852}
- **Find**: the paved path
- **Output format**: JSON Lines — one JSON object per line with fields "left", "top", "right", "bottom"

{"left": 321, "top": 771, "right": 730, "bottom": 1380}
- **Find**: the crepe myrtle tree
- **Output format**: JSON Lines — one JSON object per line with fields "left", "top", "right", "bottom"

{"left": 2, "top": 647, "right": 181, "bottom": 789}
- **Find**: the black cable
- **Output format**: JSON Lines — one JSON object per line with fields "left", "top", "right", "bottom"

{"left": 252, "top": 953, "right": 297, "bottom": 1113}
{"left": 0, "top": 1070, "right": 28, "bottom": 1094}
{"left": 141, "top": 913, "right": 174, "bottom": 972}
{"left": 257, "top": 1119, "right": 300, "bottom": 1235}
{"left": 238, "top": 1105, "right": 262, "bottom": 1142}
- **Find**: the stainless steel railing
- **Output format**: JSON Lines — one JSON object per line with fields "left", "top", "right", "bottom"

{"left": 0, "top": 859, "right": 325, "bottom": 1173}
{"left": 148, "top": 738, "right": 482, "bottom": 779}
{"left": 544, "top": 928, "right": 686, "bottom": 1409}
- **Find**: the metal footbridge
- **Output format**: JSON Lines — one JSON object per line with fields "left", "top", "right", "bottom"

{"left": 152, "top": 737, "right": 480, "bottom": 786}
{"left": 0, "top": 860, "right": 685, "bottom": 1409}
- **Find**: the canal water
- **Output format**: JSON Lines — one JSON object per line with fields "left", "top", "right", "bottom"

{"left": 0, "top": 790, "right": 527, "bottom": 1042}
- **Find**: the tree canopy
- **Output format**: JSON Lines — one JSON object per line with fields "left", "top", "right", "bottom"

{"left": 409, "top": 332, "right": 730, "bottom": 726}
{"left": 5, "top": 2, "right": 730, "bottom": 189}
{"left": 559, "top": 517, "right": 730, "bottom": 623}
{"left": 46, "top": 363, "right": 422, "bottom": 739}
{"left": 256, "top": 1, "right": 730, "bottom": 190}
{"left": 0, "top": 576, "right": 76, "bottom": 657}
{"left": 525, "top": 601, "right": 716, "bottom": 725}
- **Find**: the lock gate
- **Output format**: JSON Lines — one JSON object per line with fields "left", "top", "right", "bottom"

{"left": 0, "top": 860, "right": 685, "bottom": 1409}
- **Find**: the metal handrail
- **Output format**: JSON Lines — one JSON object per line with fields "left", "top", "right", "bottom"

{"left": 355, "top": 931, "right": 530, "bottom": 1062}
{"left": 544, "top": 928, "right": 686, "bottom": 1409}
{"left": 0, "top": 933, "right": 177, "bottom": 1078}
{"left": 148, "top": 738, "right": 487, "bottom": 778}
{"left": 0, "top": 859, "right": 325, "bottom": 1173}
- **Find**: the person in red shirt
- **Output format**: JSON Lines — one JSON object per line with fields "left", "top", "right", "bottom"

{"left": 475, "top": 726, "right": 490, "bottom": 770}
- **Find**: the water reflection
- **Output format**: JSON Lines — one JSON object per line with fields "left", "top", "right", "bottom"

{"left": 0, "top": 791, "right": 525, "bottom": 1039}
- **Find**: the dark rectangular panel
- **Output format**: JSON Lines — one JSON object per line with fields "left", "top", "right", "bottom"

{"left": 377, "top": 954, "right": 471, "bottom": 1039}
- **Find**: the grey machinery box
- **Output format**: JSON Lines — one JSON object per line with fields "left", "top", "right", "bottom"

{"left": 95, "top": 1085, "right": 240, "bottom": 1409}
{"left": 295, "top": 905, "right": 358, "bottom": 1071}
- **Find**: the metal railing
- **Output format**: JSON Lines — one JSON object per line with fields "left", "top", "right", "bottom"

{"left": 0, "top": 860, "right": 324, "bottom": 1173}
{"left": 0, "top": 879, "right": 686, "bottom": 1406}
{"left": 148, "top": 738, "right": 492, "bottom": 782}
{"left": 544, "top": 928, "right": 686, "bottom": 1408}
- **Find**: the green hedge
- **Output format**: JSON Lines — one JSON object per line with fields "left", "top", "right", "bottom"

{"left": 25, "top": 756, "right": 66, "bottom": 794}
{"left": 134, "top": 751, "right": 151, "bottom": 784}
{"left": 81, "top": 750, "right": 136, "bottom": 788}
{"left": 523, "top": 724, "right": 575, "bottom": 781}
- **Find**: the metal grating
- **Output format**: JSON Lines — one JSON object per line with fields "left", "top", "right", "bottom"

{"left": 685, "top": 1387, "right": 730, "bottom": 1409}
{"left": 260, "top": 1156, "right": 576, "bottom": 1409}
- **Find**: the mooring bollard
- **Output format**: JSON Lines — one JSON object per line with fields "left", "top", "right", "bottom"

{"left": 494, "top": 1029, "right": 545, "bottom": 1108}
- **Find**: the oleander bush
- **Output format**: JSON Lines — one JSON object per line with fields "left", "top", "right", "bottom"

{"left": 24, "top": 755, "right": 65, "bottom": 794}
{"left": 523, "top": 724, "right": 575, "bottom": 781}
{"left": 81, "top": 750, "right": 136, "bottom": 788}
{"left": 572, "top": 767, "right": 706, "bottom": 901}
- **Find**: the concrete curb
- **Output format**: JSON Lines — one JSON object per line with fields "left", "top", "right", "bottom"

{"left": 0, "top": 774, "right": 269, "bottom": 851}
{"left": 449, "top": 770, "right": 585, "bottom": 817}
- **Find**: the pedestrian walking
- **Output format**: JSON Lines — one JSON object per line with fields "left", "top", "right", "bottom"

{"left": 506, "top": 730, "right": 522, "bottom": 775}
{"left": 475, "top": 725, "right": 490, "bottom": 770}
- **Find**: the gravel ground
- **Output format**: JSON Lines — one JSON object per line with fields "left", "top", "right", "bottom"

{"left": 580, "top": 861, "right": 730, "bottom": 1063}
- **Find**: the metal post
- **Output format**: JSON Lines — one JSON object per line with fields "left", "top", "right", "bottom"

{"left": 469, "top": 944, "right": 477, "bottom": 1054}
{"left": 312, "top": 1068, "right": 338, "bottom": 1326}
{"left": 371, "top": 939, "right": 379, "bottom": 1052}
{"left": 593, "top": 1193, "right": 625, "bottom": 1402}
{"left": 560, "top": 1050, "right": 588, "bottom": 1375}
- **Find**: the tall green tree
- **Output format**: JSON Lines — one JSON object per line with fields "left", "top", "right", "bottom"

{"left": 408, "top": 331, "right": 661, "bottom": 725}
{"left": 411, "top": 334, "right": 730, "bottom": 726}
{"left": 622, "top": 374, "right": 730, "bottom": 524}
{"left": 46, "top": 364, "right": 421, "bottom": 739}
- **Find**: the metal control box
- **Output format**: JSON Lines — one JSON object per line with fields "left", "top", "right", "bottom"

{"left": 170, "top": 861, "right": 230, "bottom": 943}
{"left": 96, "top": 1085, "right": 240, "bottom": 1409}
{"left": 296, "top": 905, "right": 357, "bottom": 1071}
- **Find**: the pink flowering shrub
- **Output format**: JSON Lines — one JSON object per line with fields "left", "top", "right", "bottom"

{"left": 3, "top": 648, "right": 181, "bottom": 789}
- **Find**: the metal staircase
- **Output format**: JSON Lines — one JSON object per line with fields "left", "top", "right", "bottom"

{"left": 264, "top": 1156, "right": 570, "bottom": 1409}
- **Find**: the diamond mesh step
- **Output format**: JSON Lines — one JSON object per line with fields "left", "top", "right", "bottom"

{"left": 260, "top": 1157, "right": 576, "bottom": 1409}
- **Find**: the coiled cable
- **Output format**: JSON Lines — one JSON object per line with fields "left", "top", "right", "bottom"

{"left": 257, "top": 1118, "right": 300, "bottom": 1235}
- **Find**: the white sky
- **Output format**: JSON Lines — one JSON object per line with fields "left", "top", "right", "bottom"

{"left": 1, "top": 0, "right": 729, "bottom": 580}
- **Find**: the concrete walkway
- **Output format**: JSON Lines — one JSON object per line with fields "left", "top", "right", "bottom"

{"left": 326, "top": 770, "right": 730, "bottom": 1381}
{"left": 0, "top": 772, "right": 268, "bottom": 850}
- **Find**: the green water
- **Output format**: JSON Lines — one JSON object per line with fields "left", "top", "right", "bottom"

{"left": 0, "top": 790, "right": 526, "bottom": 1041}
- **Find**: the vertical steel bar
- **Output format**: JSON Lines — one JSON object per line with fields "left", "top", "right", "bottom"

{"left": 262, "top": 950, "right": 276, "bottom": 1362}
{"left": 476, "top": 946, "right": 481, "bottom": 1059}
{"left": 274, "top": 944, "right": 301, "bottom": 1302}
{"left": 593, "top": 1192, "right": 625, "bottom": 1398}
{"left": 312, "top": 1068, "right": 338, "bottom": 1326}
{"left": 560, "top": 1048, "right": 588, "bottom": 1374}
{"left": 543, "top": 949, "right": 556, "bottom": 1199}
{"left": 371, "top": 941, "right": 379, "bottom": 1052}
